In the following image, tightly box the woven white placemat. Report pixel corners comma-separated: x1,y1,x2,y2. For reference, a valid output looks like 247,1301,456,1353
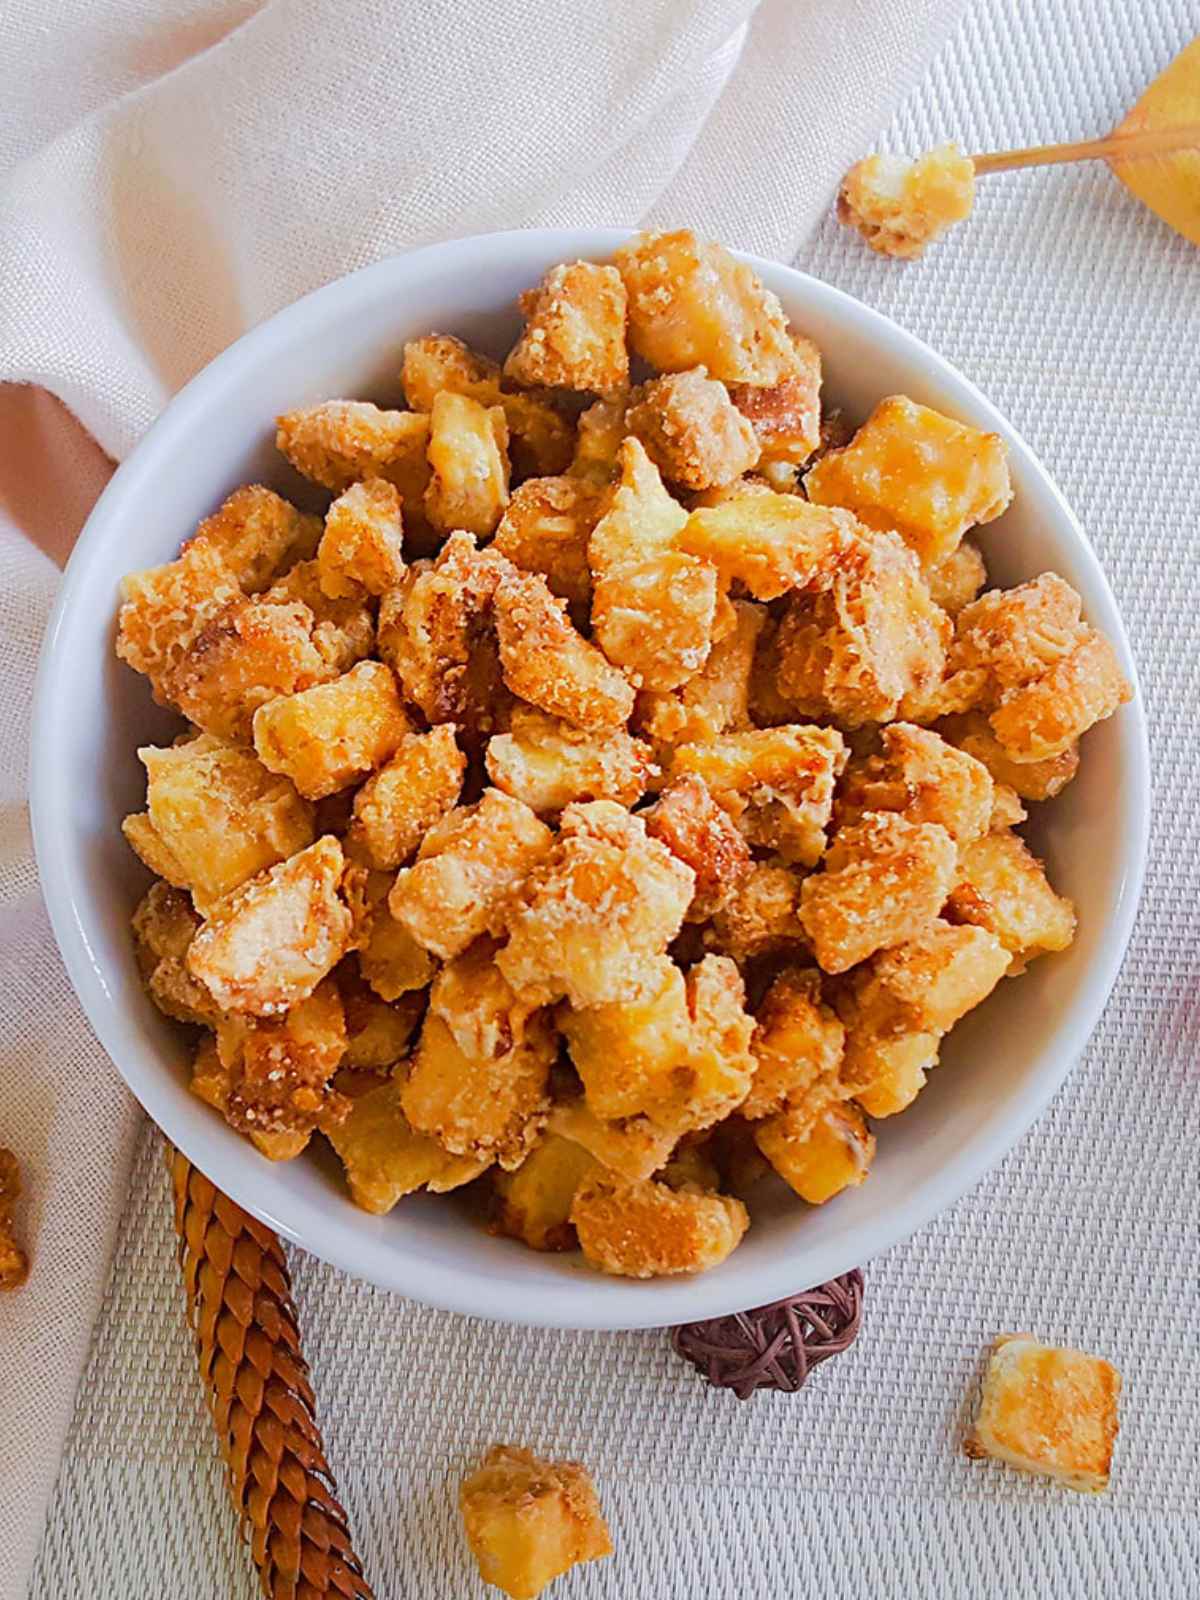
27,0,1200,1594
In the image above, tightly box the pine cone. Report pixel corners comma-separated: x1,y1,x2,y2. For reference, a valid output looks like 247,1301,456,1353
169,1144,374,1600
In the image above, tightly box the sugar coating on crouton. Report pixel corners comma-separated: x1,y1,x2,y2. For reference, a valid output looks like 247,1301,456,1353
571,1170,748,1278
927,539,986,616
428,938,538,1060
459,1444,612,1600
355,871,437,1000
807,395,1011,568
938,711,1080,801
617,229,796,384
275,400,432,508
642,773,751,920
401,1008,554,1170
587,438,717,693
946,829,1076,969
754,1100,874,1203
727,334,823,467
327,1077,489,1212
184,484,322,594
136,734,315,915
678,492,848,601
670,723,848,867
838,144,975,260
742,968,845,1121
799,812,958,974
346,725,466,870
636,600,765,754
494,570,635,731
504,261,629,395
546,1101,679,1184
485,707,657,816
116,541,246,708
704,861,808,963
318,477,405,599
775,526,950,728
492,476,607,615
834,722,993,845
424,390,511,538
186,836,358,1015
390,789,553,962
627,367,760,490
261,557,376,674
965,1335,1121,1492
253,660,411,800
497,801,694,1008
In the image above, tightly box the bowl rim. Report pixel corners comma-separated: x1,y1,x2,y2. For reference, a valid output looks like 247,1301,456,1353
30,227,1150,1329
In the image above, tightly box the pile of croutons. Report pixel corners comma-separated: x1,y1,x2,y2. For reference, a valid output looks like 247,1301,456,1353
118,230,1131,1279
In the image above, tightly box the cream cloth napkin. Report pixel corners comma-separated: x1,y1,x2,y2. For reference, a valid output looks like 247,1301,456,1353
0,1,967,1592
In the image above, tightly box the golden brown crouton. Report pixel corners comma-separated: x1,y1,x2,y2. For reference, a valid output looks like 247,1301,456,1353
964,1335,1121,1492
616,229,795,383
493,570,635,731
317,477,405,599
492,475,607,616
798,812,958,974
571,1171,748,1277
459,1445,612,1600
504,261,628,394
497,801,694,1007
424,390,510,537
491,1136,599,1252
184,484,322,594
401,1009,554,1170
641,773,751,920
742,968,845,1121
389,789,553,961
485,707,657,816
754,1100,874,1203
327,1077,490,1213
346,725,466,870
806,395,1011,568
669,724,848,867
135,734,314,915
252,660,411,800
186,836,358,1015
627,367,760,490
775,526,950,728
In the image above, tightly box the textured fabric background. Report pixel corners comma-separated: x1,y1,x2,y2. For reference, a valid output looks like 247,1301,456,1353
22,0,1200,1595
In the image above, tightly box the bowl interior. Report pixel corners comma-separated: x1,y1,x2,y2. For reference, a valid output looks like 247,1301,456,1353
32,228,1147,1329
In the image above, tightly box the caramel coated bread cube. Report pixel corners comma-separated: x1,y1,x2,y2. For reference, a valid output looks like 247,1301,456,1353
186,836,358,1015
184,484,322,594
799,812,958,974
275,400,431,509
424,390,510,537
627,367,760,490
317,477,405,599
806,394,1011,568
965,1336,1121,1492
497,801,694,1008
742,968,845,1121
346,725,466,870
459,1445,612,1600
617,229,796,384
504,260,629,394
728,333,822,467
571,1172,748,1278
838,144,975,260
389,788,553,962
485,707,657,816
491,1136,599,1252
641,773,751,920
327,1077,489,1213
678,492,847,600
253,660,410,800
947,829,1076,968
494,569,635,732
492,475,607,615
754,1099,874,1203
834,722,993,845
669,724,848,867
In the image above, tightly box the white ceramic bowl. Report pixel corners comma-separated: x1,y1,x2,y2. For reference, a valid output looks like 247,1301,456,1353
31,228,1148,1330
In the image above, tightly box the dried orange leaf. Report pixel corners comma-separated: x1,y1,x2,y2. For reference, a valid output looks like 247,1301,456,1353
1110,37,1200,246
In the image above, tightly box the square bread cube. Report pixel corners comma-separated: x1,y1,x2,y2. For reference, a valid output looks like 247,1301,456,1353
806,395,1012,568
424,390,510,538
965,1335,1121,1492
459,1444,612,1600
253,660,411,800
626,367,760,490
504,260,629,394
